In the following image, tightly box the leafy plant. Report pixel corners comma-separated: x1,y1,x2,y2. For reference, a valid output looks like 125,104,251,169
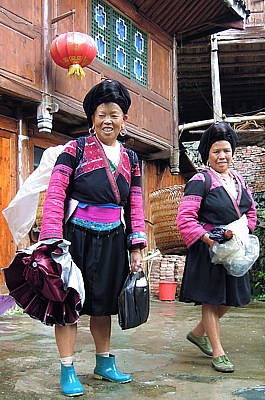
250,195,265,299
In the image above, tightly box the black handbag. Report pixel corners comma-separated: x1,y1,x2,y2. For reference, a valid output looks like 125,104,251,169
118,271,150,330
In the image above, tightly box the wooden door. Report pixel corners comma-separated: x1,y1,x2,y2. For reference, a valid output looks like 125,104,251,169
0,120,17,293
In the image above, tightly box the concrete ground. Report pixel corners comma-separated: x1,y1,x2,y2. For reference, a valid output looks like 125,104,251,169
0,299,265,400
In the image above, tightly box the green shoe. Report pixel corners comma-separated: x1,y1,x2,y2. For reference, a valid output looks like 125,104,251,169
212,355,234,372
187,331,213,356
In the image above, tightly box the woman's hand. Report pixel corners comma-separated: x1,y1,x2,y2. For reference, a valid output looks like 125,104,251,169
130,250,143,273
201,233,215,248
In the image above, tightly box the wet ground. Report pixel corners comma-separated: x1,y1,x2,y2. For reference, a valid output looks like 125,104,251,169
0,299,265,400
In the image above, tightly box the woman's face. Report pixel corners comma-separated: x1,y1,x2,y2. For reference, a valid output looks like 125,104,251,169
92,102,128,146
208,140,233,174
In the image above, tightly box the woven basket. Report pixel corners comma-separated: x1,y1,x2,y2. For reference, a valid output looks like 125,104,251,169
150,185,187,255
35,190,47,230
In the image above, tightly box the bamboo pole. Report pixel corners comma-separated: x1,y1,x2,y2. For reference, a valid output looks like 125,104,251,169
179,115,265,132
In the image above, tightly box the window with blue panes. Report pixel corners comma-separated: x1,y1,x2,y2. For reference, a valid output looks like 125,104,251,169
91,0,148,87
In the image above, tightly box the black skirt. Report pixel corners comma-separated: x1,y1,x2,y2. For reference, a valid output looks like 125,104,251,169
179,240,251,307
65,222,129,316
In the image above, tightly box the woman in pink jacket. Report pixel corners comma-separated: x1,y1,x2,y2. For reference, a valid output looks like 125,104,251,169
40,79,147,396
177,121,257,373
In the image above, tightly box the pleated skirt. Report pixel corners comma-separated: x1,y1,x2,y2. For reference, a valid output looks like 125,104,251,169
179,240,251,307
65,222,129,316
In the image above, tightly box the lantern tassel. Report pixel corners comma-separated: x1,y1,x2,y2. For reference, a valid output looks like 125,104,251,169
68,64,86,79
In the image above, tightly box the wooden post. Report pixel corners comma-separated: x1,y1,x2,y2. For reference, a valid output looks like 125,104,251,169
211,34,222,122
170,35,179,174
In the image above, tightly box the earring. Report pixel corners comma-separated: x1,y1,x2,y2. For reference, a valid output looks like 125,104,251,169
119,128,127,137
89,127,95,135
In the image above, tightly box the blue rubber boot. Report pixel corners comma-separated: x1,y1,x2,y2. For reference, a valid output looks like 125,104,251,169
60,363,84,397
93,354,131,383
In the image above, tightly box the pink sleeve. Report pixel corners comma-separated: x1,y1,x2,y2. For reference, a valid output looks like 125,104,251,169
126,185,147,250
39,164,72,240
176,195,208,248
246,192,257,233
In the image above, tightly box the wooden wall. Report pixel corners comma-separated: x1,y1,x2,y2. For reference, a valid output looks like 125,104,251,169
1,0,174,149
51,0,173,147
0,0,42,101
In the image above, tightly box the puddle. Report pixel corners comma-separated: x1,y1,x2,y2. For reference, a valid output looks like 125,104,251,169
235,386,265,399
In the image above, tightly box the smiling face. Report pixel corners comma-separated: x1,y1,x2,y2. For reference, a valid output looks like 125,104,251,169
208,140,233,174
92,102,128,146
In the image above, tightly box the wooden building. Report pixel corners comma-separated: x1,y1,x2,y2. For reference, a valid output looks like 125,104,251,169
177,0,265,125
0,0,249,290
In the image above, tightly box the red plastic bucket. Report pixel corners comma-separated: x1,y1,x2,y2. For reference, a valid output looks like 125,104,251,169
159,281,177,301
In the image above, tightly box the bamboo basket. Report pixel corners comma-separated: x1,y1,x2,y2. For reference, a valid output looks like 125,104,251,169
150,185,187,255
35,190,47,230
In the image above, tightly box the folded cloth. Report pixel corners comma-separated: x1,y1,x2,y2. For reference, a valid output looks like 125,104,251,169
3,240,85,326
209,226,233,243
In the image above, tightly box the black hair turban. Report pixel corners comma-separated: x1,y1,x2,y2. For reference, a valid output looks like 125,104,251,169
83,79,131,127
198,121,238,165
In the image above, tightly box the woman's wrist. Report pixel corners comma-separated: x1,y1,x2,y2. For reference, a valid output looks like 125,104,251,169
201,233,214,247
130,249,142,254
201,232,209,243
201,233,207,242
130,246,142,254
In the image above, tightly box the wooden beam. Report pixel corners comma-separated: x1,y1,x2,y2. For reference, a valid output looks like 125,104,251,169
145,149,172,160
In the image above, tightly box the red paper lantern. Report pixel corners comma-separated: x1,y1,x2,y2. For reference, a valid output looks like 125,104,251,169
50,32,97,79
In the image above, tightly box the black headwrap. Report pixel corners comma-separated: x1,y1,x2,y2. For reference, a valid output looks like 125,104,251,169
83,79,131,127
198,121,238,165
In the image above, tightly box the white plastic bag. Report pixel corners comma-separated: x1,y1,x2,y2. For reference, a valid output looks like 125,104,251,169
222,235,260,277
2,145,65,245
209,215,260,277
